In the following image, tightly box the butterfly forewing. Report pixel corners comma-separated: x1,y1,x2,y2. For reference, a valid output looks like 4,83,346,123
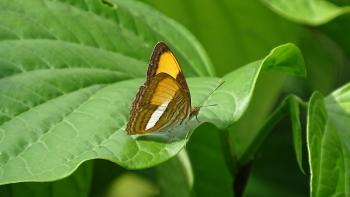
148,42,191,99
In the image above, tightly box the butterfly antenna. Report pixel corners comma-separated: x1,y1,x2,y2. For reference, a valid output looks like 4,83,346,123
199,104,218,108
197,80,225,108
188,80,225,128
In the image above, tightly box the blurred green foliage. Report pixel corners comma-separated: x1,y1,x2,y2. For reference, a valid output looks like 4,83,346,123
1,0,350,196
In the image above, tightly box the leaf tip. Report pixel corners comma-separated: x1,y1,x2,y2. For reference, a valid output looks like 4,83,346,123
263,43,306,77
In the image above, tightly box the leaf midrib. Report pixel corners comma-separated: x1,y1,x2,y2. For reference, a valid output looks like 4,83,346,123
0,65,130,81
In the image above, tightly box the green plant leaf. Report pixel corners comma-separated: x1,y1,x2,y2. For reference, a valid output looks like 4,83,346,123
239,96,308,197
239,95,305,174
262,0,350,25
0,0,211,184
307,84,350,196
155,150,193,197
0,0,213,77
186,124,233,197
199,43,305,129
0,40,305,184
0,0,306,185
0,161,93,197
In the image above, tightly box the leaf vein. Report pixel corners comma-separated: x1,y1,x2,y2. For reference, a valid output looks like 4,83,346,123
0,85,104,170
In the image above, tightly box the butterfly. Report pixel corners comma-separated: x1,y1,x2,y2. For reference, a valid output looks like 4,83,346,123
126,42,200,135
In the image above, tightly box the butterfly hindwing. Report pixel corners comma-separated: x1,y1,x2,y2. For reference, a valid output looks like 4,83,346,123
126,73,190,134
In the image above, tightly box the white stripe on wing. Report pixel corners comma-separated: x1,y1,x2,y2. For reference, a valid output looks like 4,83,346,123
145,102,169,130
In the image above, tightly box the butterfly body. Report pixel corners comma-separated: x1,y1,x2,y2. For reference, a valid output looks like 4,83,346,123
126,42,198,135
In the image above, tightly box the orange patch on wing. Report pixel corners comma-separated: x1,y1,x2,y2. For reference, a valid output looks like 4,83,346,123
150,77,179,105
156,51,181,78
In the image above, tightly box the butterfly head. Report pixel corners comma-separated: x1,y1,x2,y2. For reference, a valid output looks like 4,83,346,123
189,107,200,123
189,103,218,122
190,106,200,118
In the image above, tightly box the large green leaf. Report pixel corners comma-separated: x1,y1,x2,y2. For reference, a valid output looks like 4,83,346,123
307,84,350,196
0,40,305,184
262,0,350,25
0,0,306,185
0,0,211,184
0,161,93,197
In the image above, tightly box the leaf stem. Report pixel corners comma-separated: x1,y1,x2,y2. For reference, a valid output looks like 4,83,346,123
238,95,305,168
